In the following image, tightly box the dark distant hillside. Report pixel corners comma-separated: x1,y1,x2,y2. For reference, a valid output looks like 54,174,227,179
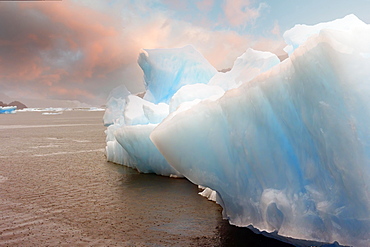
0,100,27,109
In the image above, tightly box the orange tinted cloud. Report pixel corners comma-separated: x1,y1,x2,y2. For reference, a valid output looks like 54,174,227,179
0,0,138,104
50,86,94,99
223,0,260,26
196,0,214,12
0,0,284,106
31,1,130,78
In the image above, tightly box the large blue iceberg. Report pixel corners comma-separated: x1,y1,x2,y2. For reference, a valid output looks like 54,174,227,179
104,15,370,246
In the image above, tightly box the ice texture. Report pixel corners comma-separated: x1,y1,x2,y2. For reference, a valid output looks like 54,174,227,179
103,85,130,126
104,92,181,176
114,124,180,176
104,15,370,246
150,16,370,246
124,95,169,125
283,14,368,55
169,83,224,113
0,106,17,114
138,45,217,104
209,48,280,90
104,45,220,177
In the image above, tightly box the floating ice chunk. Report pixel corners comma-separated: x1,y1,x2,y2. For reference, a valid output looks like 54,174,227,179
104,93,178,176
138,45,217,104
104,13,370,246
209,49,280,90
142,103,169,124
151,16,370,246
123,95,150,125
105,122,134,166
124,95,169,125
41,112,63,115
106,96,124,126
169,83,224,113
103,85,130,126
199,187,218,202
115,124,182,177
283,14,368,55
0,106,17,114
106,139,133,166
88,107,105,112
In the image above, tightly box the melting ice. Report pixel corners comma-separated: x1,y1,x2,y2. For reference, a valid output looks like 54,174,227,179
104,15,370,246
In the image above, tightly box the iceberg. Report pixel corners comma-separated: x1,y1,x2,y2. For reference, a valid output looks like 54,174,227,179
104,45,219,177
283,14,369,55
103,85,131,127
0,106,17,114
104,15,370,246
138,45,217,104
114,124,181,176
169,83,225,113
123,95,169,125
208,48,280,90
104,93,181,176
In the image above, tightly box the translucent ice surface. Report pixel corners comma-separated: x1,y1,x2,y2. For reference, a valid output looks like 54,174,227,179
138,45,217,104
209,48,280,90
105,15,370,246
103,85,130,126
151,16,370,246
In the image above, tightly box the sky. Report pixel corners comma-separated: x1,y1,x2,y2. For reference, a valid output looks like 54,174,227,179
1,0,370,107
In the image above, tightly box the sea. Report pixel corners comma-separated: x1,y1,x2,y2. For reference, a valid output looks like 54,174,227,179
0,110,293,246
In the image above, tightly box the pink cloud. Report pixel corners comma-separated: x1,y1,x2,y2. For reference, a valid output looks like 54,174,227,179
0,0,285,106
123,13,283,70
251,37,286,57
32,1,128,77
39,72,65,87
196,0,214,12
49,86,95,99
0,0,139,104
271,21,281,36
162,0,189,10
223,0,261,26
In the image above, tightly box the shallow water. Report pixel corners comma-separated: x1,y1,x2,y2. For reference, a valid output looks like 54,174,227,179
0,111,293,246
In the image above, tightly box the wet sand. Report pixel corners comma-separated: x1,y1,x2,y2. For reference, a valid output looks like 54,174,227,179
0,111,292,246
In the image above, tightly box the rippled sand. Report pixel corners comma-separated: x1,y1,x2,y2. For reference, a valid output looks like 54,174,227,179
0,111,292,246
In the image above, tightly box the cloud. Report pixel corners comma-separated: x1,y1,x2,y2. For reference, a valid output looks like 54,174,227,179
196,0,214,12
49,86,95,99
162,0,189,10
222,0,262,27
118,1,284,70
271,21,281,36
0,0,139,105
251,37,286,57
0,0,285,106
120,10,250,70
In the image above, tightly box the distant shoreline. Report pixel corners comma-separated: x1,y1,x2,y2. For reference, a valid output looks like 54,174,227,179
0,100,27,109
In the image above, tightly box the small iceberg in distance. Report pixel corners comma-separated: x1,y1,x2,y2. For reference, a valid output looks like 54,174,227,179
41,112,63,115
17,107,106,113
0,106,17,114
